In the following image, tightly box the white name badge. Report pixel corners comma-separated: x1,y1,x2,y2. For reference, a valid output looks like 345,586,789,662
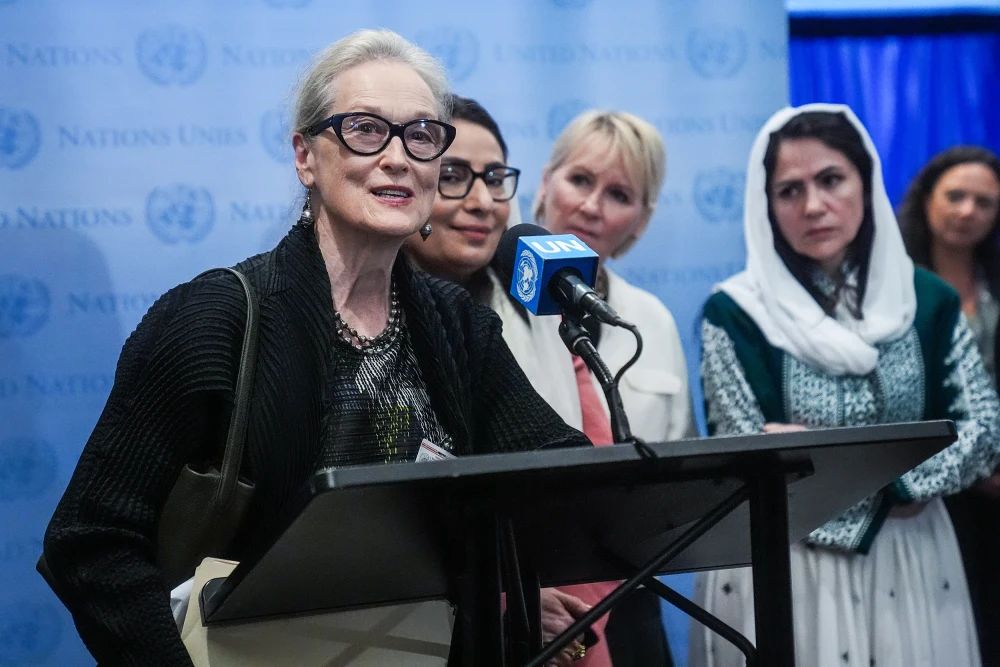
415,439,456,462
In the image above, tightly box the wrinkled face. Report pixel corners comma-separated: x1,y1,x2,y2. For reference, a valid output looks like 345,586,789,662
538,134,649,262
293,60,442,241
405,120,511,283
769,138,866,275
925,162,1000,251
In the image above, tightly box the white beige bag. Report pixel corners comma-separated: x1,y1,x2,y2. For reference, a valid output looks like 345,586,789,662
181,558,454,666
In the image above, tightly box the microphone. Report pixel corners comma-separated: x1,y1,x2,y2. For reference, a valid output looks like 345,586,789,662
492,224,652,455
491,224,623,326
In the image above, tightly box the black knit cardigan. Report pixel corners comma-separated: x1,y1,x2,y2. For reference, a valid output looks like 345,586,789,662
42,221,590,666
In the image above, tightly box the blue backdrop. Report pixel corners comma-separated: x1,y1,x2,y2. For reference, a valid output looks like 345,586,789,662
0,1,788,664
789,26,1000,205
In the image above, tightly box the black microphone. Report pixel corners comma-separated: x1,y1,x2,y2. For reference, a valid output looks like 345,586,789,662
491,223,626,327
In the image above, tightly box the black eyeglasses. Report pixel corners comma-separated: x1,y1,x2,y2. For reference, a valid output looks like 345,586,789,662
305,112,456,162
438,162,521,201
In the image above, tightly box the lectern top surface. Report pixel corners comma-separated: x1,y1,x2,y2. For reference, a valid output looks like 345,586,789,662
202,421,955,625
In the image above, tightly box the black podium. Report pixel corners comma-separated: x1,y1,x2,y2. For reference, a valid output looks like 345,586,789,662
199,421,956,667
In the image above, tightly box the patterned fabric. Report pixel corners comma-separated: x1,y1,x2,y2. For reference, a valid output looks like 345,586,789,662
781,328,927,550
893,315,1000,502
783,329,925,429
700,321,766,436
317,317,453,469
700,274,1000,553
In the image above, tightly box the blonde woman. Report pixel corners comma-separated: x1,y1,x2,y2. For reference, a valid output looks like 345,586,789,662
505,109,697,666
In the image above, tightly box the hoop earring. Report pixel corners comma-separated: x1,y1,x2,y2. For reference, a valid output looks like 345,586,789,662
419,221,433,241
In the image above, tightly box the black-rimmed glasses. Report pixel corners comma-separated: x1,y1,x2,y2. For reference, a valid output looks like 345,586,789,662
305,112,456,162
438,163,521,201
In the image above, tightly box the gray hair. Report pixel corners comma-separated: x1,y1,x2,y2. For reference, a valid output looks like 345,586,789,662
293,29,452,136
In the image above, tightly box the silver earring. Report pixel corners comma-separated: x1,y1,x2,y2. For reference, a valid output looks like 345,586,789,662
419,221,432,241
298,190,314,225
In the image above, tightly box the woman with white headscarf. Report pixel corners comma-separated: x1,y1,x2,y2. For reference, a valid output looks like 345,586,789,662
688,104,1000,667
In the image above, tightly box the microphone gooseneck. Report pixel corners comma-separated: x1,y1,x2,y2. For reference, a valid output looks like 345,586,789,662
558,317,654,458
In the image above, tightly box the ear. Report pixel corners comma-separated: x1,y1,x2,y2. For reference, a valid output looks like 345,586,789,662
293,133,316,188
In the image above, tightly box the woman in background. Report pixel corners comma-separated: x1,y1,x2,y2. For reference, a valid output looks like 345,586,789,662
523,108,697,667
899,146,1000,666
404,95,518,303
690,104,1000,667
406,98,685,666
523,109,697,446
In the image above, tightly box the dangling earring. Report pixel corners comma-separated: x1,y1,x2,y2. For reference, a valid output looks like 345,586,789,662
419,221,432,241
298,189,314,226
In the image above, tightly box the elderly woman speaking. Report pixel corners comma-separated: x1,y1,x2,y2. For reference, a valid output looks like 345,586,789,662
41,29,589,666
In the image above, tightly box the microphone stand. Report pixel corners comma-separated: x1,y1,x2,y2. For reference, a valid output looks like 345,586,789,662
557,314,634,445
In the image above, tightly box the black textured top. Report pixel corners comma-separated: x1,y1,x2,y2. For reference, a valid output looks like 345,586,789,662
42,220,589,667
318,316,453,468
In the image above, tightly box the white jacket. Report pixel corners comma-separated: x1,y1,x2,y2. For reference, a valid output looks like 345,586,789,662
491,268,697,443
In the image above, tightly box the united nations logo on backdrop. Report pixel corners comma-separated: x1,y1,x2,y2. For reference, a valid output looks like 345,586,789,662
0,601,61,665
0,438,57,502
260,109,292,163
0,108,41,171
136,25,208,86
547,99,591,140
686,26,748,79
0,275,50,339
146,185,215,244
693,168,745,223
415,27,478,83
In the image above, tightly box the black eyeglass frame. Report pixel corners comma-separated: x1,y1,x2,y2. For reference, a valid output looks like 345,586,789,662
304,111,457,162
437,164,522,202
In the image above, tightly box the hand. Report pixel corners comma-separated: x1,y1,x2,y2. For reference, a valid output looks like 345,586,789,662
763,423,808,434
541,588,590,667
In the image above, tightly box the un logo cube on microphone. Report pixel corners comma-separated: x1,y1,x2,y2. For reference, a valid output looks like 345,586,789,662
511,235,597,316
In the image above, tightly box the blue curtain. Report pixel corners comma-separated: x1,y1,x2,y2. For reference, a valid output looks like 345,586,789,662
789,29,1000,204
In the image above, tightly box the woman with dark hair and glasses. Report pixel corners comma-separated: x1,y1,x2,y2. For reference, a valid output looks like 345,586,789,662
898,146,1000,666
40,31,589,667
689,105,1000,667
406,96,678,667
405,95,520,303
